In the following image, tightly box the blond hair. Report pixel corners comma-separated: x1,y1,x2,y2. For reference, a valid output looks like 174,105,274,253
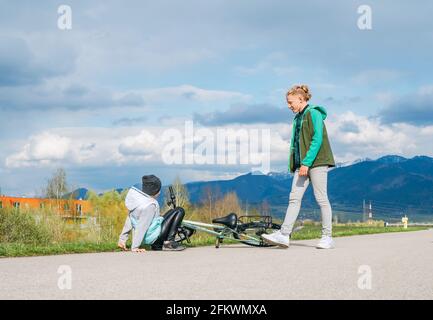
286,84,312,101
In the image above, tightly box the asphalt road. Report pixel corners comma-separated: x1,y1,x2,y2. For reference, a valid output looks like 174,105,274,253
1,229,433,299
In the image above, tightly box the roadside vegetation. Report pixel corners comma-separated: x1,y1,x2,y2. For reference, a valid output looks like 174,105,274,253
0,168,429,257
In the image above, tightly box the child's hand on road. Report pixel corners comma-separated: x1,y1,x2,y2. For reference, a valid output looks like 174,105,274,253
299,165,309,176
131,248,146,253
117,242,128,251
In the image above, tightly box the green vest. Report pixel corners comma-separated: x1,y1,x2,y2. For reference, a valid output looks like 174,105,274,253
288,104,336,173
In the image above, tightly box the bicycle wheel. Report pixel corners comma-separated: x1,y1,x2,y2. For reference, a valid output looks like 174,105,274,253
174,226,195,243
234,222,281,247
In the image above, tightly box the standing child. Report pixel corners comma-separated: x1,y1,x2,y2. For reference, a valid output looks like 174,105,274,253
262,84,336,249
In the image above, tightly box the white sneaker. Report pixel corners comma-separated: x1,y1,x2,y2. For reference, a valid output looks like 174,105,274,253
261,230,290,248
316,235,335,249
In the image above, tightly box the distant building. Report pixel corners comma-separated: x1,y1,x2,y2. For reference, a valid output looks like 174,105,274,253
0,195,92,216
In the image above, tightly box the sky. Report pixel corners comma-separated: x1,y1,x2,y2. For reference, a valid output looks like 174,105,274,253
1,0,433,196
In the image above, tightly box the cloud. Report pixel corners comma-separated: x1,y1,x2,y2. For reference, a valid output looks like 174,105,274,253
194,103,289,125
2,1,433,82
114,92,145,106
4,111,433,187
138,85,251,104
338,120,360,134
0,81,148,111
63,84,89,97
112,116,147,127
234,52,298,77
327,112,420,161
378,86,433,125
352,69,401,85
267,111,433,166
5,132,72,168
0,35,76,87
5,129,124,168
0,83,247,111
323,96,361,106
5,127,172,169
118,130,159,157
2,0,433,193
4,123,285,170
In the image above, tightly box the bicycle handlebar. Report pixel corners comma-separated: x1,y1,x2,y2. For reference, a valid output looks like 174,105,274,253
167,185,177,209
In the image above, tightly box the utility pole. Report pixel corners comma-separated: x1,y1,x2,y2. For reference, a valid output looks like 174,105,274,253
367,200,373,224
369,201,373,219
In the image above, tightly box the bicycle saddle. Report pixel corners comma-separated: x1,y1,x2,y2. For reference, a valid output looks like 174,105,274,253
212,213,238,229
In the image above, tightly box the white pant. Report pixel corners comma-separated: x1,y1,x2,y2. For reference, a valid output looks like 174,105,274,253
281,165,332,237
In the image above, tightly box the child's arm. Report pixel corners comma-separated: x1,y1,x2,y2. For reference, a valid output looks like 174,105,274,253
118,214,133,250
131,204,158,250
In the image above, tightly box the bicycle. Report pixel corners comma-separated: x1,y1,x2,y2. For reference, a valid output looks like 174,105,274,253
165,186,282,248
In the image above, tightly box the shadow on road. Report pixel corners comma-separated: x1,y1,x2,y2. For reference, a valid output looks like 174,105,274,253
289,242,317,248
208,242,317,249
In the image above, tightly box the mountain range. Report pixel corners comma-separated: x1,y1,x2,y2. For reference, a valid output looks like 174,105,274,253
70,155,433,221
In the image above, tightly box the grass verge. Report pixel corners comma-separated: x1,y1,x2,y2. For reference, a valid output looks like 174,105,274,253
183,225,430,247
291,225,428,240
0,242,119,257
1,225,429,257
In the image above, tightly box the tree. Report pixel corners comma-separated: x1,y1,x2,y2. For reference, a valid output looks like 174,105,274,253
163,176,191,212
44,168,69,199
261,199,271,216
87,189,128,241
200,185,214,221
214,191,241,218
248,207,260,216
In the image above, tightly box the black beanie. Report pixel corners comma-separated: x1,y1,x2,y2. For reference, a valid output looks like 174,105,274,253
141,174,161,196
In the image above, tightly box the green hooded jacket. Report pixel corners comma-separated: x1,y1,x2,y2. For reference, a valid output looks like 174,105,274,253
288,104,336,173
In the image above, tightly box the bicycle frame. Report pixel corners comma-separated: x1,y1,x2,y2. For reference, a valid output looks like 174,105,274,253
166,185,279,247
181,219,263,243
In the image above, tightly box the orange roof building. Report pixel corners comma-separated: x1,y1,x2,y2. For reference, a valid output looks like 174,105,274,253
0,195,92,216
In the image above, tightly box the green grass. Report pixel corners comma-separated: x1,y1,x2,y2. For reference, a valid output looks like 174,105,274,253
0,242,120,257
0,207,122,257
291,225,429,240
183,224,430,247
0,223,430,257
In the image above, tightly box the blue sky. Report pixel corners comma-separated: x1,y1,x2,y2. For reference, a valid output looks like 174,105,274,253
1,0,433,196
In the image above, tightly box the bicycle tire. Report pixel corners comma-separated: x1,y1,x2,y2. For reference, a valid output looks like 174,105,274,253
234,222,281,247
234,222,280,238
174,226,195,243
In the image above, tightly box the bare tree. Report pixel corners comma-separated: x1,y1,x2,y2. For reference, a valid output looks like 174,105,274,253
213,185,222,202
214,191,241,218
44,168,69,199
200,185,214,221
261,199,271,216
163,176,191,212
